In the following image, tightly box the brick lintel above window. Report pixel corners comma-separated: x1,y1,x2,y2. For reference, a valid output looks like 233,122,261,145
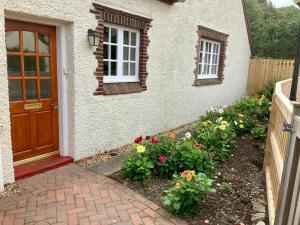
90,3,152,96
194,25,229,86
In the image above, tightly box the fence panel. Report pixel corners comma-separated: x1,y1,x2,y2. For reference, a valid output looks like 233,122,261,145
264,80,294,225
246,59,295,95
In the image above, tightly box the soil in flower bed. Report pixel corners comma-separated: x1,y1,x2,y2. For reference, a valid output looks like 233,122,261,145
110,134,267,225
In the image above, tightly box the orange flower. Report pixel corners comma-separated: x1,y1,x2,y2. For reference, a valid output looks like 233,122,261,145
186,173,193,182
182,170,190,178
167,132,176,138
194,143,202,149
175,182,181,189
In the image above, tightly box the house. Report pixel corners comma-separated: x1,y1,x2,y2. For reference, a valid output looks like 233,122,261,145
0,0,251,190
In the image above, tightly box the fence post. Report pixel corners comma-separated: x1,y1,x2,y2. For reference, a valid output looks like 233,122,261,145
274,103,300,225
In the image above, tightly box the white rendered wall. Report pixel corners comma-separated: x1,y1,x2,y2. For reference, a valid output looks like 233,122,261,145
0,0,251,186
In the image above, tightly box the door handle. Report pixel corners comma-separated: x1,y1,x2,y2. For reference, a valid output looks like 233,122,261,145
51,103,58,109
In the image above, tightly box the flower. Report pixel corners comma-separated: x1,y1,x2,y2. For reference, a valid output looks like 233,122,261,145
159,155,167,163
234,121,238,125
134,136,143,144
145,136,151,141
239,120,244,123
239,124,244,129
219,124,226,130
185,132,192,139
175,182,181,189
194,143,202,149
216,117,223,123
239,113,244,118
221,121,229,126
167,132,176,138
181,137,187,142
202,121,208,127
218,108,224,114
133,144,146,153
186,173,193,182
151,137,159,144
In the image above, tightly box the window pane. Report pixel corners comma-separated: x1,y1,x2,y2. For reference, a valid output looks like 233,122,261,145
40,80,51,99
200,41,204,51
131,32,136,46
23,31,35,52
124,31,129,45
38,34,50,54
130,48,136,61
104,61,109,76
39,57,51,76
111,62,117,76
104,44,109,59
9,80,22,101
123,62,129,76
7,55,21,76
123,47,129,60
130,63,136,76
111,28,117,43
24,56,37,76
111,46,117,60
26,80,38,100
6,31,20,52
199,64,202,75
104,27,109,42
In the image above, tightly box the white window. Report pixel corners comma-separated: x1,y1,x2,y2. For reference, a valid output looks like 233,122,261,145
103,24,140,83
198,39,221,79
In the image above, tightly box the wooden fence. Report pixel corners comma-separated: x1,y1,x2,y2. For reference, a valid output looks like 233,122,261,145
246,59,295,95
265,79,300,225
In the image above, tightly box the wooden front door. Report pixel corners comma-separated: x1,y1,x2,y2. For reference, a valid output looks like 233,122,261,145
5,20,59,163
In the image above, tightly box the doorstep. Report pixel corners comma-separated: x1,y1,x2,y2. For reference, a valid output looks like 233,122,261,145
14,155,73,180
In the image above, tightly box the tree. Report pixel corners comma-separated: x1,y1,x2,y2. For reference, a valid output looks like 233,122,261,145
246,0,300,59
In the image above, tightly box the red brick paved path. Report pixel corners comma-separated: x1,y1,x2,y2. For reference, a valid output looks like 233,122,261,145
0,164,187,225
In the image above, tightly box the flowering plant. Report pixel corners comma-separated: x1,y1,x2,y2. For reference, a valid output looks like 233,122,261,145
163,171,215,216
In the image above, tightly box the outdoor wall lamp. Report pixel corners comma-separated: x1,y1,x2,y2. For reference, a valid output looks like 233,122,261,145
87,29,101,46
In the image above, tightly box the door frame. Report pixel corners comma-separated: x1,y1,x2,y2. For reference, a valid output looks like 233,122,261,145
5,15,71,164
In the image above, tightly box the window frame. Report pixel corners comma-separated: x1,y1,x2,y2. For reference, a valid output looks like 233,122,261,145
103,23,140,84
198,38,221,80
194,25,229,87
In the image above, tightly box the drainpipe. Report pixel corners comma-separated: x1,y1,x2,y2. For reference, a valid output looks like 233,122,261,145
290,1,300,101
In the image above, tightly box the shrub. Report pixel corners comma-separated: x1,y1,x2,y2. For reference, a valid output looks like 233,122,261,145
122,144,154,183
251,124,267,140
171,141,215,176
163,170,216,216
193,119,236,163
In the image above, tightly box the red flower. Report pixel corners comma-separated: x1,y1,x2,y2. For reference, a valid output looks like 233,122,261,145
134,136,143,144
159,156,167,163
194,143,202,149
151,137,159,144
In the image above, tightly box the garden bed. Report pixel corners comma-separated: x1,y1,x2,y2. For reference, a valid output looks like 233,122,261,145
111,134,267,225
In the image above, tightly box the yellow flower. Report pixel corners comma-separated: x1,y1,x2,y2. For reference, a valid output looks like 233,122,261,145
191,171,196,176
239,124,244,129
239,120,244,123
202,121,208,126
133,144,146,153
175,182,181,189
219,124,226,130
239,114,244,118
221,121,229,126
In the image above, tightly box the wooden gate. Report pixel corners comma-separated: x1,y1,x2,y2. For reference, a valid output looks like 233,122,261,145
265,78,300,225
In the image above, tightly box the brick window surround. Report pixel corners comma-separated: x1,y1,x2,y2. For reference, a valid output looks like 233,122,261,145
194,25,229,86
90,3,152,95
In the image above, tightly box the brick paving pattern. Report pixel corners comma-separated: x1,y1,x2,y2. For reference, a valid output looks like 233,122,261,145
0,164,187,225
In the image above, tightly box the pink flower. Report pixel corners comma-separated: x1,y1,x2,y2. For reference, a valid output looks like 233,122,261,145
159,156,167,163
134,136,143,144
151,137,159,144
